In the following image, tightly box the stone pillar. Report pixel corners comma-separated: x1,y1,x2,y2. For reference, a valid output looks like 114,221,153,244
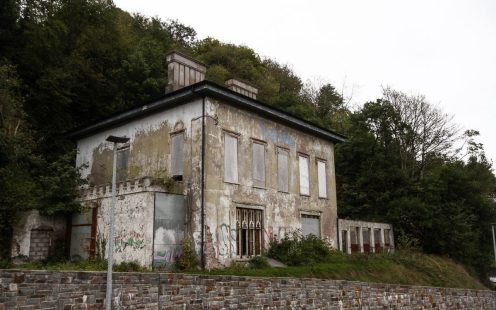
389,229,395,252
370,228,375,253
358,227,364,253
380,228,385,251
346,228,351,254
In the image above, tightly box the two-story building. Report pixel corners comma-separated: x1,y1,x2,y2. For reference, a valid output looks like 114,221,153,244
15,51,348,269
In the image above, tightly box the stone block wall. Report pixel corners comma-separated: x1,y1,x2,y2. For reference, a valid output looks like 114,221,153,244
28,229,53,262
1,270,495,309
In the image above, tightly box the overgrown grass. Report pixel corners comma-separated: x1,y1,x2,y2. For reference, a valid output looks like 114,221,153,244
7,259,148,272
3,251,487,289
195,251,487,290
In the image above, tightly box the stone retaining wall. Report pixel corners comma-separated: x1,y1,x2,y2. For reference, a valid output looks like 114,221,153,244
1,270,495,309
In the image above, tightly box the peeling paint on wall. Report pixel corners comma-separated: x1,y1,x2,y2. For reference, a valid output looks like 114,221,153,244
203,98,338,266
73,95,339,268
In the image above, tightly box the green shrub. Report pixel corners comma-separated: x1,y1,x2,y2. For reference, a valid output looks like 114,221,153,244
249,256,269,269
0,259,12,269
267,231,331,266
175,237,199,271
113,260,146,272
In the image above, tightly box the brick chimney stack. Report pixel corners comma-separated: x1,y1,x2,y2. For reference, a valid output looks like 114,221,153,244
166,51,206,93
225,79,258,100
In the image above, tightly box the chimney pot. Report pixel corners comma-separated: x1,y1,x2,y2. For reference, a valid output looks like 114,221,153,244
166,51,206,93
225,78,258,99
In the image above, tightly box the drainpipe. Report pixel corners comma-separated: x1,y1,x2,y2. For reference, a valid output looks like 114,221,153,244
201,95,206,270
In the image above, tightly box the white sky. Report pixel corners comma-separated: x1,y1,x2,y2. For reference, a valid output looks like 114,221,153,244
114,0,496,163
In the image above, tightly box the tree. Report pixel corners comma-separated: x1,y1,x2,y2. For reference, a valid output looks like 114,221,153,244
382,87,459,180
0,62,38,260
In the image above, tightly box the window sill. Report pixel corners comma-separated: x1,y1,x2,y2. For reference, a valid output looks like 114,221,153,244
300,194,311,198
253,185,267,190
224,181,240,185
318,196,328,200
277,190,290,194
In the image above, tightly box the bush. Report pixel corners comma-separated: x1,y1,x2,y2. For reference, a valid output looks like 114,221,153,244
0,259,12,269
175,237,199,271
267,231,331,266
249,256,270,269
113,261,146,272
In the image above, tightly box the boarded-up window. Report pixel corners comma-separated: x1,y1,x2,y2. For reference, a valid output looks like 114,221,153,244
299,155,309,195
277,148,289,192
252,142,265,187
317,160,327,198
116,147,129,182
224,134,238,183
170,133,184,178
301,214,320,237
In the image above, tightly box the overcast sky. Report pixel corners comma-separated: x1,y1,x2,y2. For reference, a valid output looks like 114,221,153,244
114,0,496,163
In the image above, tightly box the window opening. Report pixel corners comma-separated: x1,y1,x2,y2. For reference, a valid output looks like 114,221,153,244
277,148,289,192
224,134,238,183
301,214,320,237
252,142,265,187
170,133,184,180
236,208,263,257
116,146,129,182
299,155,309,195
317,160,327,198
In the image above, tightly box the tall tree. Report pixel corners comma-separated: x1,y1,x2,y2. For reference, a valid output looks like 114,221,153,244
382,87,459,180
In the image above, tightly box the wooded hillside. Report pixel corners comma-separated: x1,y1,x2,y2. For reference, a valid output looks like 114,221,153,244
1,0,494,282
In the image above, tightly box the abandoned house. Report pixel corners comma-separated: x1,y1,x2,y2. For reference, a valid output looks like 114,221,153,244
9,51,393,268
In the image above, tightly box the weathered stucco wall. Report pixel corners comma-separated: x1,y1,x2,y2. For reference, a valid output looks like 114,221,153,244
76,99,203,185
95,191,155,267
10,211,66,260
75,99,205,267
74,95,340,268
203,98,338,267
2,270,495,309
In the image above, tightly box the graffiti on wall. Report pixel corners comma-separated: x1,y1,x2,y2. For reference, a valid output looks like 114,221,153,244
216,224,237,257
115,237,145,252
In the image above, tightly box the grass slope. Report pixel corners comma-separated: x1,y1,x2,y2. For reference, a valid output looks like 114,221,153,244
5,251,487,290
195,251,487,290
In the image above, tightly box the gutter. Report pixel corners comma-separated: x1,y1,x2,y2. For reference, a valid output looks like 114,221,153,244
66,81,346,144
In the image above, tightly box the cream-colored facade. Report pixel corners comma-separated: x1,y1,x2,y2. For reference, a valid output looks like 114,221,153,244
11,52,347,268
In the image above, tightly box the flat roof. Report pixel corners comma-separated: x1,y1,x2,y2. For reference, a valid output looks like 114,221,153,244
66,80,346,143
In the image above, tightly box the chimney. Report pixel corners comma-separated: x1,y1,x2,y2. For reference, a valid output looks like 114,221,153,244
166,51,206,93
225,79,258,100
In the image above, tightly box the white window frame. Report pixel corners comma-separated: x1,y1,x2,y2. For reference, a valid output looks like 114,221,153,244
170,131,184,178
301,213,321,238
116,145,130,182
298,154,310,196
277,147,289,192
224,132,239,184
252,140,266,188
317,160,327,198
